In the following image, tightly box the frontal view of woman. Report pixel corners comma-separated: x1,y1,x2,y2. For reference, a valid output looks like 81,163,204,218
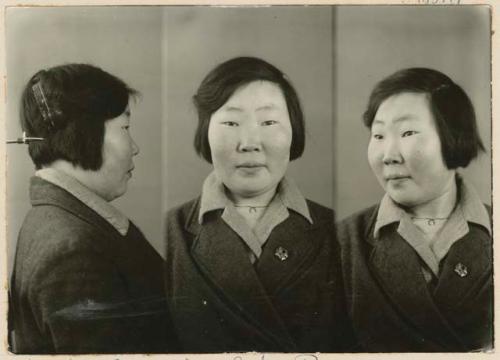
166,57,353,352
337,68,492,352
9,64,171,353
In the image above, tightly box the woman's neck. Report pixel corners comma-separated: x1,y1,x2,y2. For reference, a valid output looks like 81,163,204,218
228,186,278,230
407,175,457,219
228,185,278,207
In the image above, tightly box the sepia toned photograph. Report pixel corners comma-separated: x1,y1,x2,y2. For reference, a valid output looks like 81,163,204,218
1,1,495,357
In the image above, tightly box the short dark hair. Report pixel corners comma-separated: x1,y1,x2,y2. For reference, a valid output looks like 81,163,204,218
363,67,485,169
193,56,305,163
20,63,138,170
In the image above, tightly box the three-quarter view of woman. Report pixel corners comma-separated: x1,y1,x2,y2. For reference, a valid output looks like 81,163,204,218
337,68,492,352
9,64,172,354
165,56,353,352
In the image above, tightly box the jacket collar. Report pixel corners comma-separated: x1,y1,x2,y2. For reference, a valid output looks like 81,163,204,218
35,168,129,235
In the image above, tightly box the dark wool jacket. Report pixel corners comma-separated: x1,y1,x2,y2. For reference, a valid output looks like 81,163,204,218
336,205,493,352
10,177,174,354
165,197,355,353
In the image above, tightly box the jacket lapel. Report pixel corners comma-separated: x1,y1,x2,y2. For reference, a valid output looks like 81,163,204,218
368,224,466,350
433,225,492,310
186,206,296,350
254,212,326,294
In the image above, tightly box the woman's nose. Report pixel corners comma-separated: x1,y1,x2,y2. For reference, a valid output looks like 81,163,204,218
237,123,262,153
382,139,402,165
131,138,140,156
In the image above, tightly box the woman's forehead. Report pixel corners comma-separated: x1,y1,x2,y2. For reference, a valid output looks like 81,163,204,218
226,81,284,103
373,92,433,126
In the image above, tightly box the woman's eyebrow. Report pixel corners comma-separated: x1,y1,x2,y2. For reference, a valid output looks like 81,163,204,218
222,104,279,112
373,115,417,125
394,115,417,123
223,106,243,112
256,104,279,112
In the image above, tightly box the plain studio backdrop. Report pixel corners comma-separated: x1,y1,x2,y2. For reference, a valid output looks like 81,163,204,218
5,5,491,277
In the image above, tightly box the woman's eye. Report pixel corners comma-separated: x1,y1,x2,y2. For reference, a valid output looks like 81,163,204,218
122,125,130,130
262,120,277,126
222,121,238,127
372,134,383,140
402,130,417,137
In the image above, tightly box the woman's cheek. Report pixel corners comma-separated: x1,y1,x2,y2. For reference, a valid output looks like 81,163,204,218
210,134,234,161
367,142,380,171
404,141,424,172
366,144,385,190
266,128,291,152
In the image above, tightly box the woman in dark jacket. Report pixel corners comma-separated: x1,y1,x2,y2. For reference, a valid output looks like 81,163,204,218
337,68,492,352
165,57,353,353
9,64,172,354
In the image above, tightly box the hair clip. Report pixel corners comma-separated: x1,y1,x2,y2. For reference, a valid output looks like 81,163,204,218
32,82,55,128
433,83,451,92
6,131,45,144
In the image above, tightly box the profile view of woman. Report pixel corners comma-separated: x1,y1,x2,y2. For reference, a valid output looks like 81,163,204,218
165,56,353,352
9,64,172,354
337,68,492,352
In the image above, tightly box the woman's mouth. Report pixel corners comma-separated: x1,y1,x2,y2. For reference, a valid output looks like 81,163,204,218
384,174,412,186
236,162,265,169
385,174,410,181
236,162,265,175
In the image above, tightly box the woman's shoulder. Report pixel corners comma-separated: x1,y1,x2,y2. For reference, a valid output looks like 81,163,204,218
335,204,379,240
166,197,201,227
304,199,334,219
21,204,100,243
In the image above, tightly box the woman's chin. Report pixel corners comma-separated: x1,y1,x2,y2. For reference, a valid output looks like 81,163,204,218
386,190,418,208
233,188,267,198
228,178,267,194
228,183,277,199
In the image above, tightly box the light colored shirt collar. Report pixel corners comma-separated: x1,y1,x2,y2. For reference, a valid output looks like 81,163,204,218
373,193,405,239
220,198,290,261
198,171,312,225
459,176,491,235
36,168,130,236
374,174,491,238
